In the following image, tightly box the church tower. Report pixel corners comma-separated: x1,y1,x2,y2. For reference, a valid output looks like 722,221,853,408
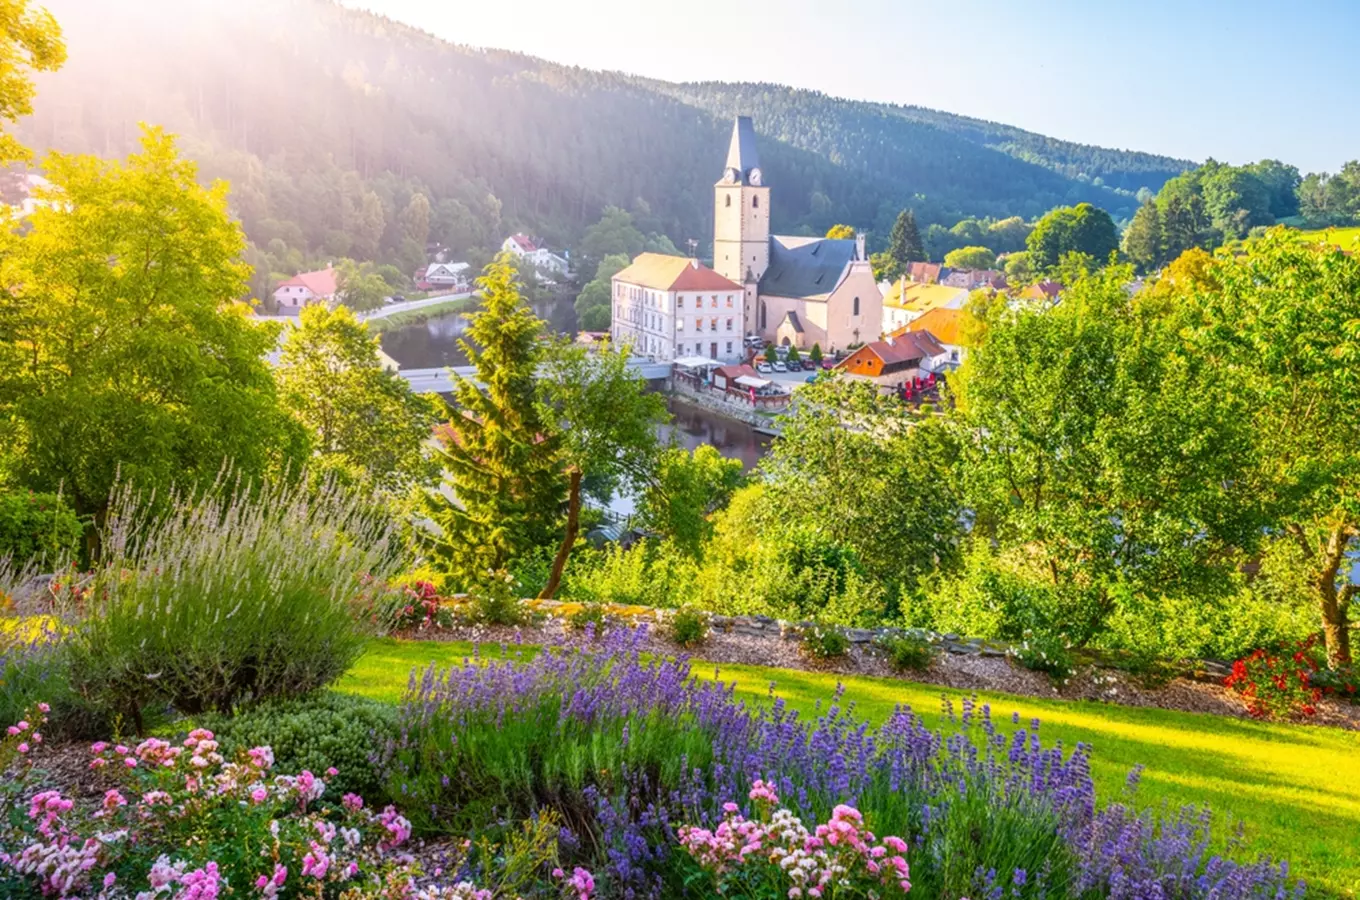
713,116,769,335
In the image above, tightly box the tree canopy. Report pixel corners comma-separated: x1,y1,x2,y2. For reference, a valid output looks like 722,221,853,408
0,127,308,519
1026,203,1119,270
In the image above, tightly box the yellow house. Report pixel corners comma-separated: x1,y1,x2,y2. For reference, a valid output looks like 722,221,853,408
879,277,970,334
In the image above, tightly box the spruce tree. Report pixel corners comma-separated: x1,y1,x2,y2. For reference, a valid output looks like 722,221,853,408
425,254,564,587
888,209,926,270
1122,200,1164,273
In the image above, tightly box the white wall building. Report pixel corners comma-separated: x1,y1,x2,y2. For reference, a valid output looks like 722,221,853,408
502,232,569,277
611,253,746,363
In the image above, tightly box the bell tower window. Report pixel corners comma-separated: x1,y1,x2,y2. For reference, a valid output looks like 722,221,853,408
752,196,759,209
725,195,731,208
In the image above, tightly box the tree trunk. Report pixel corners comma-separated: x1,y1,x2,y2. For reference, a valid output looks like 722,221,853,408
538,466,582,601
1315,525,1354,667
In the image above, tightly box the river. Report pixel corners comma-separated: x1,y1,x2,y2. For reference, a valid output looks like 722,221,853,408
378,293,773,473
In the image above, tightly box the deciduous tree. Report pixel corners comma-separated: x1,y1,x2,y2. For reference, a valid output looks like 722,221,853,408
0,128,309,526
276,305,439,495
0,0,64,161
637,445,744,561
943,245,996,270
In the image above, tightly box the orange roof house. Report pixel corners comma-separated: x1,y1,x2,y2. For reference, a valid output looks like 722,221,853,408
273,266,339,311
835,331,945,386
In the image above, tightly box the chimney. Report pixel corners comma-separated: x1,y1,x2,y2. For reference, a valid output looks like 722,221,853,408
855,232,866,261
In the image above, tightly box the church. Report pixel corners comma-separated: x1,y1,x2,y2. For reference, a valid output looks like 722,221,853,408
610,116,881,363
712,116,882,354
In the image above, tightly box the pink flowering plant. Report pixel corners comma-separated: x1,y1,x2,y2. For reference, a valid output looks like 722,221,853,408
0,718,423,898
678,780,912,900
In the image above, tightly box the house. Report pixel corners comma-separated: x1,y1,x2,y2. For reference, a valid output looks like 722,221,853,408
711,117,881,354
941,268,1005,291
906,262,945,284
900,306,972,372
834,331,946,389
423,261,471,290
610,253,746,363
502,232,570,277
273,266,338,311
879,276,969,333
1020,279,1063,301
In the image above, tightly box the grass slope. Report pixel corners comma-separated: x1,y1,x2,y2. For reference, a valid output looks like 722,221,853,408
1296,226,1360,249
341,638,1360,899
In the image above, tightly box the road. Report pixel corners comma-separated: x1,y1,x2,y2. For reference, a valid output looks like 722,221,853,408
356,291,474,321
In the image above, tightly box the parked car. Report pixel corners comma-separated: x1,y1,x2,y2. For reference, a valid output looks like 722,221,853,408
804,373,818,384
756,362,773,374
821,359,835,370
772,361,787,373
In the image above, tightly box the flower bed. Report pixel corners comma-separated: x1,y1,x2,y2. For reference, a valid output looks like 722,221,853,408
378,627,1304,900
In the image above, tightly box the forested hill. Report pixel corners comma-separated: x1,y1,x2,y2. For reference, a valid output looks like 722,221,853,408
18,0,1192,281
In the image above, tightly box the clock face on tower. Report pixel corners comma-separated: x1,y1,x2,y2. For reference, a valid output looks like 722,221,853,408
749,168,763,186
723,167,739,185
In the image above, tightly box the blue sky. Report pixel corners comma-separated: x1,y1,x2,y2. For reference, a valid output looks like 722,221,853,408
350,0,1357,173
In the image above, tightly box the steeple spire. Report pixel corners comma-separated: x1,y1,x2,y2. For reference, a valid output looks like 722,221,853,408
721,116,762,185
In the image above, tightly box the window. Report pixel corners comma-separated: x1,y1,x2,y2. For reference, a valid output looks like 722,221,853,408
726,317,733,331
678,319,684,332
853,296,860,316
753,195,759,209
677,296,683,309
710,317,718,331
726,341,733,355
711,295,718,308
726,295,733,307
725,195,731,208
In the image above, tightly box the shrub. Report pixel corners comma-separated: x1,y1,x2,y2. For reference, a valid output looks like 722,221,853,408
567,602,608,634
466,569,527,625
0,627,110,741
393,579,456,632
1311,663,1360,703
1012,631,1076,683
0,490,83,569
668,606,708,648
878,631,935,672
198,691,398,803
57,475,405,729
801,624,850,660
1225,637,1323,718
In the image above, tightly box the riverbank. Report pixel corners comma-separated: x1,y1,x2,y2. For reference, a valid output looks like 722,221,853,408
666,381,784,435
365,294,478,333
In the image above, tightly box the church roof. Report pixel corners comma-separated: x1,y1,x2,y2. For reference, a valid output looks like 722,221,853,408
760,236,857,301
724,116,761,183
612,253,743,293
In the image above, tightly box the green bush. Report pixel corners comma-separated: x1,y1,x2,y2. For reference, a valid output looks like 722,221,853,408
0,491,83,568
567,602,608,634
567,540,698,609
878,632,935,672
198,691,397,803
1012,632,1075,683
668,607,708,648
466,570,527,625
801,624,850,660
60,475,405,728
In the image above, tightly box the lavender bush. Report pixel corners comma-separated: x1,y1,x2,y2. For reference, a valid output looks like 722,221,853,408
383,628,1304,900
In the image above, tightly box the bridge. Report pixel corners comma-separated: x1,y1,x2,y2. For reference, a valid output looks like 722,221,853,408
397,358,673,393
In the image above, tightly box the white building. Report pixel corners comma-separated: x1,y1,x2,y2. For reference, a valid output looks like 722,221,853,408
423,261,470,290
273,265,338,311
610,253,746,363
502,232,569,277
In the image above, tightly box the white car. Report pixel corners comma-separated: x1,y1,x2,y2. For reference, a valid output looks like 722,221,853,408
772,361,787,373
756,362,773,374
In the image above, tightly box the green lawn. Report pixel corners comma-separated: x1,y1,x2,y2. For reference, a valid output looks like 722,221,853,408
340,638,1360,899
1296,225,1360,250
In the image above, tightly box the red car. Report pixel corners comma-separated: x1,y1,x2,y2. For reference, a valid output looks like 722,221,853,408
821,359,835,370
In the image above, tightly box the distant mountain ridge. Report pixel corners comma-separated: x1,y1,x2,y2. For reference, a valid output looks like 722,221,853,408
18,0,1193,271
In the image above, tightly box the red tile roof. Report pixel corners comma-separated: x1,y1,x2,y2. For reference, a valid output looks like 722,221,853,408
838,331,945,373
508,233,538,252
277,267,338,296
